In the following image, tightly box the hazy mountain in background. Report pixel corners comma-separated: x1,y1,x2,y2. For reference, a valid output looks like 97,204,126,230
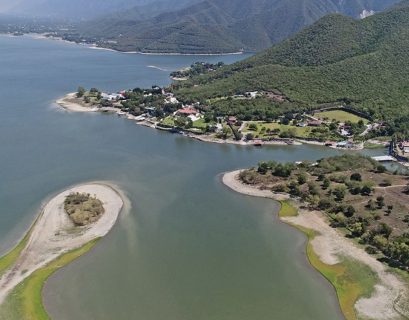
0,0,152,20
72,0,401,53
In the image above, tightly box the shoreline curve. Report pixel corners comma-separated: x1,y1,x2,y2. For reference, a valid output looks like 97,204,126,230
0,182,124,307
222,170,409,320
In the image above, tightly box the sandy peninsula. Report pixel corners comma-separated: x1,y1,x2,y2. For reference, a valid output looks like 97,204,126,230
56,92,98,112
222,170,409,320
0,183,123,304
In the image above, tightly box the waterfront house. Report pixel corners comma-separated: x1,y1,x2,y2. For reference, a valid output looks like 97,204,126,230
307,120,322,127
176,106,199,116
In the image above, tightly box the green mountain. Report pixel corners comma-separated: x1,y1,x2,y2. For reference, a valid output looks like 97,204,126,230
174,1,409,134
72,0,400,53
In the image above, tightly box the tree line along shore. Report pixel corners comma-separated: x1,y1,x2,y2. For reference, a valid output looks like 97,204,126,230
57,71,402,153
223,153,409,320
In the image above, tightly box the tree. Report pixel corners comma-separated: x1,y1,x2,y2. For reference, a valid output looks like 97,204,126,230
386,205,394,215
318,199,333,210
350,173,362,181
376,196,385,209
297,173,307,185
246,133,254,141
380,179,392,187
350,222,365,237
317,174,325,181
308,182,319,196
366,199,377,211
361,184,373,196
249,123,258,131
322,178,330,190
376,165,386,173
77,86,86,98
345,205,356,218
257,162,269,175
333,186,346,202
377,223,392,239
372,235,388,250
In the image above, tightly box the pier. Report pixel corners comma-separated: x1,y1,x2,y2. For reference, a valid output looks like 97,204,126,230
371,155,396,162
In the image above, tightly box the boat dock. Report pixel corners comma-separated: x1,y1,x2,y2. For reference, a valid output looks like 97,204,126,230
371,155,396,162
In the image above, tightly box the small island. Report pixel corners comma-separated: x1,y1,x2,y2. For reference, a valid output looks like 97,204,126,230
223,154,409,320
0,183,124,319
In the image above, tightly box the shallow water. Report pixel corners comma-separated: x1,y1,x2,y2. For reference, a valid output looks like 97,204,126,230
0,35,387,319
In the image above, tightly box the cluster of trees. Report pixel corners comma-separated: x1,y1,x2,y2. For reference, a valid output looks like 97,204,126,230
247,154,409,269
121,87,179,117
170,62,225,79
257,161,296,177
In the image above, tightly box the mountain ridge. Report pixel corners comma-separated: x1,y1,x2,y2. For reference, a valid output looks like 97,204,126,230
173,1,409,134
69,0,400,53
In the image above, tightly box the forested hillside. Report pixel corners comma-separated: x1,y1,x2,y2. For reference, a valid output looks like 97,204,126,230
69,0,399,53
174,1,409,135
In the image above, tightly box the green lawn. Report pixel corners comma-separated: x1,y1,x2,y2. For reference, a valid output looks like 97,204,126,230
0,239,100,320
161,116,175,127
192,118,208,129
278,201,298,217
279,202,378,320
314,110,368,124
244,122,313,138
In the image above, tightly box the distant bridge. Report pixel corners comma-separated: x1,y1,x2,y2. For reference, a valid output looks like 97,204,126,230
371,155,396,162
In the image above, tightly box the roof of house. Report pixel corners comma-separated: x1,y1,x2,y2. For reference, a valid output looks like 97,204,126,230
177,107,198,115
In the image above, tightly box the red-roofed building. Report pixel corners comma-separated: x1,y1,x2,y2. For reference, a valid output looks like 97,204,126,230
176,107,199,116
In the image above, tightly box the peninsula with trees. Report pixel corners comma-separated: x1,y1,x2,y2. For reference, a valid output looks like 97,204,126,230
223,154,409,320
58,3,409,159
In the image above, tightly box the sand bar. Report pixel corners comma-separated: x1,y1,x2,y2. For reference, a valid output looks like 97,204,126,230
0,183,123,304
56,93,98,112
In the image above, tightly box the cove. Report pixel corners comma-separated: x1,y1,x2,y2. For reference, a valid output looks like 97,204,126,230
0,34,385,319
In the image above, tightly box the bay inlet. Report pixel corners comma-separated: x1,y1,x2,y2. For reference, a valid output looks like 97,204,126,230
0,34,387,319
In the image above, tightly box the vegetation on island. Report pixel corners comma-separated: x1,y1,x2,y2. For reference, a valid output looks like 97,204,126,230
240,154,409,270
64,193,104,226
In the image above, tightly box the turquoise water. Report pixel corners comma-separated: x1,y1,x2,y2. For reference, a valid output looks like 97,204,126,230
0,35,387,319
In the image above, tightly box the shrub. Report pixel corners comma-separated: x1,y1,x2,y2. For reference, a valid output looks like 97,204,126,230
350,173,362,181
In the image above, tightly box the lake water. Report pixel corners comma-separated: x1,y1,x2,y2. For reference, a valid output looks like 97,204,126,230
0,35,386,319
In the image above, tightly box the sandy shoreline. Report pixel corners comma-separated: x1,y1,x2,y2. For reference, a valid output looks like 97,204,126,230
0,183,124,304
18,33,246,56
56,93,98,112
222,170,409,320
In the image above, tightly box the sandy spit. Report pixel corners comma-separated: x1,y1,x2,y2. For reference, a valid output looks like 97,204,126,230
56,93,98,113
0,183,123,304
222,170,409,320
